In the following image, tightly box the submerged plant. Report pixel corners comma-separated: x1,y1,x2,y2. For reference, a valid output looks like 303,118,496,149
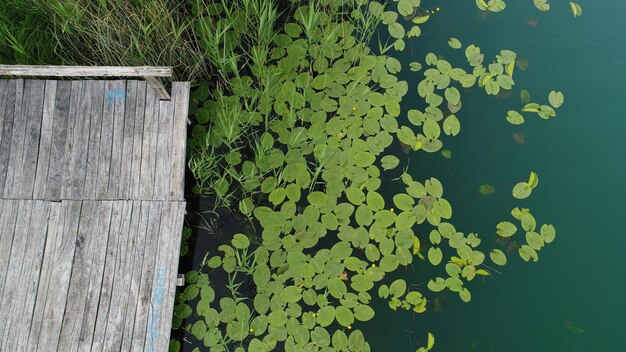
176,0,573,351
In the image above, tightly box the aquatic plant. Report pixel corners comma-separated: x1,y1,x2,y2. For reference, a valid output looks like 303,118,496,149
176,0,572,351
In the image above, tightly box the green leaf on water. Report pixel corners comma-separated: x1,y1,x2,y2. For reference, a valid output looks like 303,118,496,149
381,155,400,170
496,221,517,238
388,22,405,39
443,114,460,136
427,277,446,292
519,244,539,262
459,288,471,302
448,37,462,49
335,306,354,327
317,306,336,327
444,87,460,105
548,90,564,108
490,249,507,265
409,62,422,72
512,181,532,199
540,224,556,243
353,305,375,321
393,193,415,211
506,110,525,125
428,247,443,265
232,234,250,249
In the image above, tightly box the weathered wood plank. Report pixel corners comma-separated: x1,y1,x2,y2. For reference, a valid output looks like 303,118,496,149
144,201,173,351
130,81,147,199
95,81,115,199
57,201,99,350
15,201,50,350
0,199,17,299
0,80,9,156
27,201,61,349
0,65,172,77
33,80,58,199
95,201,135,351
3,79,25,198
119,80,138,199
130,201,162,351
45,81,72,201
0,80,16,193
154,100,172,200
171,82,190,201
153,201,186,352
88,200,125,350
33,201,81,352
61,81,84,199
120,200,150,351
144,76,170,101
0,200,33,349
108,80,127,199
19,80,46,198
139,86,158,199
67,80,93,199
84,81,105,199
76,201,114,351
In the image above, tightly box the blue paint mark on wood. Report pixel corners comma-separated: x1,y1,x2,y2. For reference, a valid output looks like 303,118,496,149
104,88,126,105
146,267,167,351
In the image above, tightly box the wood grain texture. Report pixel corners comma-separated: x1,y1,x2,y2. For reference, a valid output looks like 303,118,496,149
0,78,190,351
170,82,190,201
45,81,71,201
19,80,45,199
33,80,57,199
0,65,172,77
83,81,105,199
130,81,147,199
0,80,16,193
119,80,138,199
3,79,25,198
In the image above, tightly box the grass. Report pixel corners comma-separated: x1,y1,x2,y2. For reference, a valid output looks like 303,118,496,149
0,0,208,81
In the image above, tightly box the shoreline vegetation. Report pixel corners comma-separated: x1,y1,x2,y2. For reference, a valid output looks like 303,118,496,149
1,0,578,351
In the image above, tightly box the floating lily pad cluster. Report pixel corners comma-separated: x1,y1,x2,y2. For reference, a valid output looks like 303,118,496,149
175,0,564,351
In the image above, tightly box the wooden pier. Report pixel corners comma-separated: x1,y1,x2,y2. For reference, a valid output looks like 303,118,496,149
0,74,189,351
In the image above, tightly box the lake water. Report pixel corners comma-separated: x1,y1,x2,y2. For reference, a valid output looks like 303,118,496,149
362,1,626,351
181,1,626,351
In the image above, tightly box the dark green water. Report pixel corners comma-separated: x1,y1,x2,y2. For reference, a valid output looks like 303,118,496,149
364,1,626,351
